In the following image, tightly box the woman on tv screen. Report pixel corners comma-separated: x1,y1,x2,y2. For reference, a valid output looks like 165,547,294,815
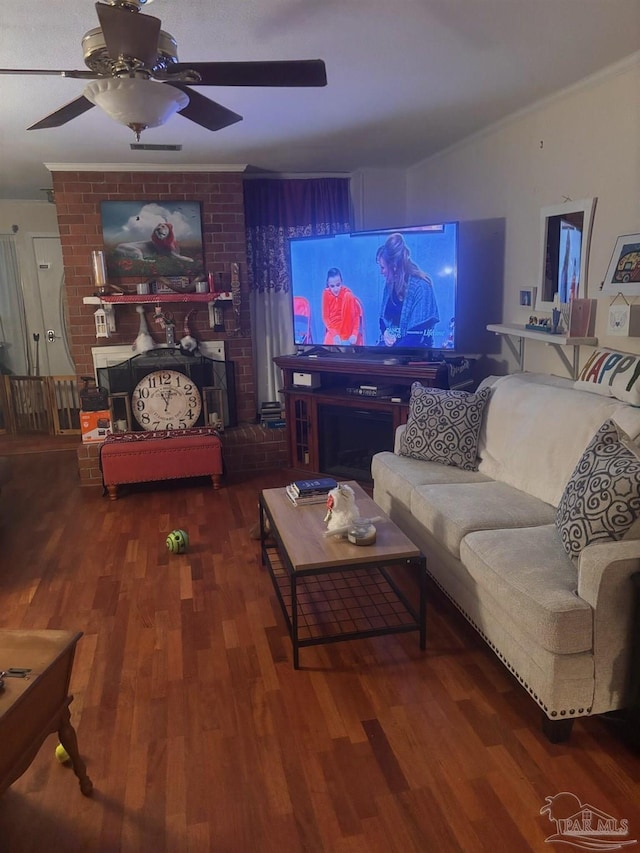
376,232,439,347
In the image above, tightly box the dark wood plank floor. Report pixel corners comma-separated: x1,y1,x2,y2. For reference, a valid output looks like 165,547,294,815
0,449,638,852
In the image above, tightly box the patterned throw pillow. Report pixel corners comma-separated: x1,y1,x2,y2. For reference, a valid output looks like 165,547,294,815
399,384,491,471
556,419,640,558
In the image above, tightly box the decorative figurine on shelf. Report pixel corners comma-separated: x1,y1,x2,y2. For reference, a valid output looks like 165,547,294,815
179,309,199,356
132,305,155,353
153,306,176,347
324,483,359,536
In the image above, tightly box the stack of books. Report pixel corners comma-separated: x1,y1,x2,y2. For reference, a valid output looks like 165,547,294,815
285,477,337,506
260,401,285,429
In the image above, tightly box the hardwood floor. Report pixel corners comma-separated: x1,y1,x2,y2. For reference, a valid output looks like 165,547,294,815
0,433,80,455
0,450,638,852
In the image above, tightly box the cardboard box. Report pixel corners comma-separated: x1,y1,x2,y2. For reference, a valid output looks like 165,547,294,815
80,409,112,443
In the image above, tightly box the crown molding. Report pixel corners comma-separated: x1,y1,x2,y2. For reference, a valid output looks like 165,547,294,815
411,50,640,171
44,163,248,173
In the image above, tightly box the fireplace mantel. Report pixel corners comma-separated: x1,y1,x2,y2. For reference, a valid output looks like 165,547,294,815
91,341,225,376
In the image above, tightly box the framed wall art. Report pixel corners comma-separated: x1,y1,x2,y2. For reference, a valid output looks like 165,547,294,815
601,233,640,296
100,200,205,280
606,296,631,336
519,287,536,308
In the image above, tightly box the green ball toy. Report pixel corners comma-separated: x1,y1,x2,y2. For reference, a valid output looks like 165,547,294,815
55,743,71,764
166,529,189,554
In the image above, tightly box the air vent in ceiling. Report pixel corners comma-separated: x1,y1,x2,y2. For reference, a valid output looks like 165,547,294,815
130,143,183,151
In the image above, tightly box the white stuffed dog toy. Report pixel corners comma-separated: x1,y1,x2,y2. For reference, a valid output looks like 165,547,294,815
324,483,359,534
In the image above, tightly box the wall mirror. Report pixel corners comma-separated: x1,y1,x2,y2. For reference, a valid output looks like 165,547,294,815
536,197,597,312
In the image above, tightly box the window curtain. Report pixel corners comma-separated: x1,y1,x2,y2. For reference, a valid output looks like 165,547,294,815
244,177,352,405
0,235,29,375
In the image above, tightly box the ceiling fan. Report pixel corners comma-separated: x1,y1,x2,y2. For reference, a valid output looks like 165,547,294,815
0,0,327,140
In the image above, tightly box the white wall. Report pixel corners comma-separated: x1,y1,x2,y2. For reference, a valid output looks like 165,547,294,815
405,54,640,376
351,168,407,232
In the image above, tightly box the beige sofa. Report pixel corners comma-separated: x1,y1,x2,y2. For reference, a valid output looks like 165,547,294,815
372,372,640,741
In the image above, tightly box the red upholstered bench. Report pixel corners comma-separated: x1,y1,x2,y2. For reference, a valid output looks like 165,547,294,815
100,427,223,500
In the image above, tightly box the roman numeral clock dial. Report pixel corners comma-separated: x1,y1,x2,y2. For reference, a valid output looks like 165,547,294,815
132,369,202,431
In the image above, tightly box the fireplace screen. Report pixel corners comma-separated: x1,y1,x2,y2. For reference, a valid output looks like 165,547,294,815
97,350,236,431
318,404,393,481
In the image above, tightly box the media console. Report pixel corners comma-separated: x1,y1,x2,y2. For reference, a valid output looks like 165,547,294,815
274,354,449,479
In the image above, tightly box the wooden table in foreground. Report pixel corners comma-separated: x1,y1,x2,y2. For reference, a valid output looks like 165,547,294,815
0,630,92,797
259,482,426,668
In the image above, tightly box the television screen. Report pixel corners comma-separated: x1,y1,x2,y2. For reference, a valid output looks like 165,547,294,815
288,222,458,352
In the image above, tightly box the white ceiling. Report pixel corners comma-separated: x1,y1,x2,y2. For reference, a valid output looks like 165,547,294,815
1,0,639,200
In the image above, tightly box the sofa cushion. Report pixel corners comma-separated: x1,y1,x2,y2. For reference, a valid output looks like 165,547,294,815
399,384,491,471
556,419,640,558
411,481,557,558
574,348,640,405
371,450,491,511
460,525,593,655
477,372,640,507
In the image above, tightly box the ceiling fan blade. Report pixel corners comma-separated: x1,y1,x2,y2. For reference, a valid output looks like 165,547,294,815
0,68,101,79
95,2,161,68
170,59,327,88
27,96,95,130
168,84,242,132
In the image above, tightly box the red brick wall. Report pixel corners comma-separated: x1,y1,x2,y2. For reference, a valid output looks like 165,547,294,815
50,169,256,423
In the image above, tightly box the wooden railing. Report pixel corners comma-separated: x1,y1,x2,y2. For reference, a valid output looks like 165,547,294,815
0,376,81,435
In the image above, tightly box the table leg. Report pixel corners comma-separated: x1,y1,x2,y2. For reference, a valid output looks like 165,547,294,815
418,557,427,651
292,574,299,669
259,502,266,566
58,705,93,796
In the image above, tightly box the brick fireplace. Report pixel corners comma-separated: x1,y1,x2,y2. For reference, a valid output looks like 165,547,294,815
50,166,287,484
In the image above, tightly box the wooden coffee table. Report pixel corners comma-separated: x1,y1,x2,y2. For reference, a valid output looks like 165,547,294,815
259,481,426,668
0,629,92,797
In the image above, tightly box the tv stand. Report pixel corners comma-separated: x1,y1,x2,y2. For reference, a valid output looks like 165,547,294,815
274,354,449,476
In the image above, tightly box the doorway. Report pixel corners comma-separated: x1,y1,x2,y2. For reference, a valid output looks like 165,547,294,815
30,235,75,376
0,234,79,436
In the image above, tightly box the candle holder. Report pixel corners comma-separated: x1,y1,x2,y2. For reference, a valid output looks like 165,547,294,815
91,250,107,289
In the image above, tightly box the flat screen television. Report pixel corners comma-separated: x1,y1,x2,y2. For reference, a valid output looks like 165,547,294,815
288,222,458,355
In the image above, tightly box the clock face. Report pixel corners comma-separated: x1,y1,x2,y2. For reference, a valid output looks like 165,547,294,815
132,369,202,431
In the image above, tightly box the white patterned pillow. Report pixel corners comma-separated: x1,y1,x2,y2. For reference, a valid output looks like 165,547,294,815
399,384,491,471
556,419,640,558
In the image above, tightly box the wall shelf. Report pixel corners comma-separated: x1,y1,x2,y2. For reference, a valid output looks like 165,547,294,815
486,323,598,379
82,292,232,306
83,292,233,337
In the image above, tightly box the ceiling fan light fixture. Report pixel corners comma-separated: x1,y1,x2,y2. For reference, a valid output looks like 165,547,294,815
83,77,188,138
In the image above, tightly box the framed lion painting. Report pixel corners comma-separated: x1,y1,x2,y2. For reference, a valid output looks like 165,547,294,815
100,200,205,279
